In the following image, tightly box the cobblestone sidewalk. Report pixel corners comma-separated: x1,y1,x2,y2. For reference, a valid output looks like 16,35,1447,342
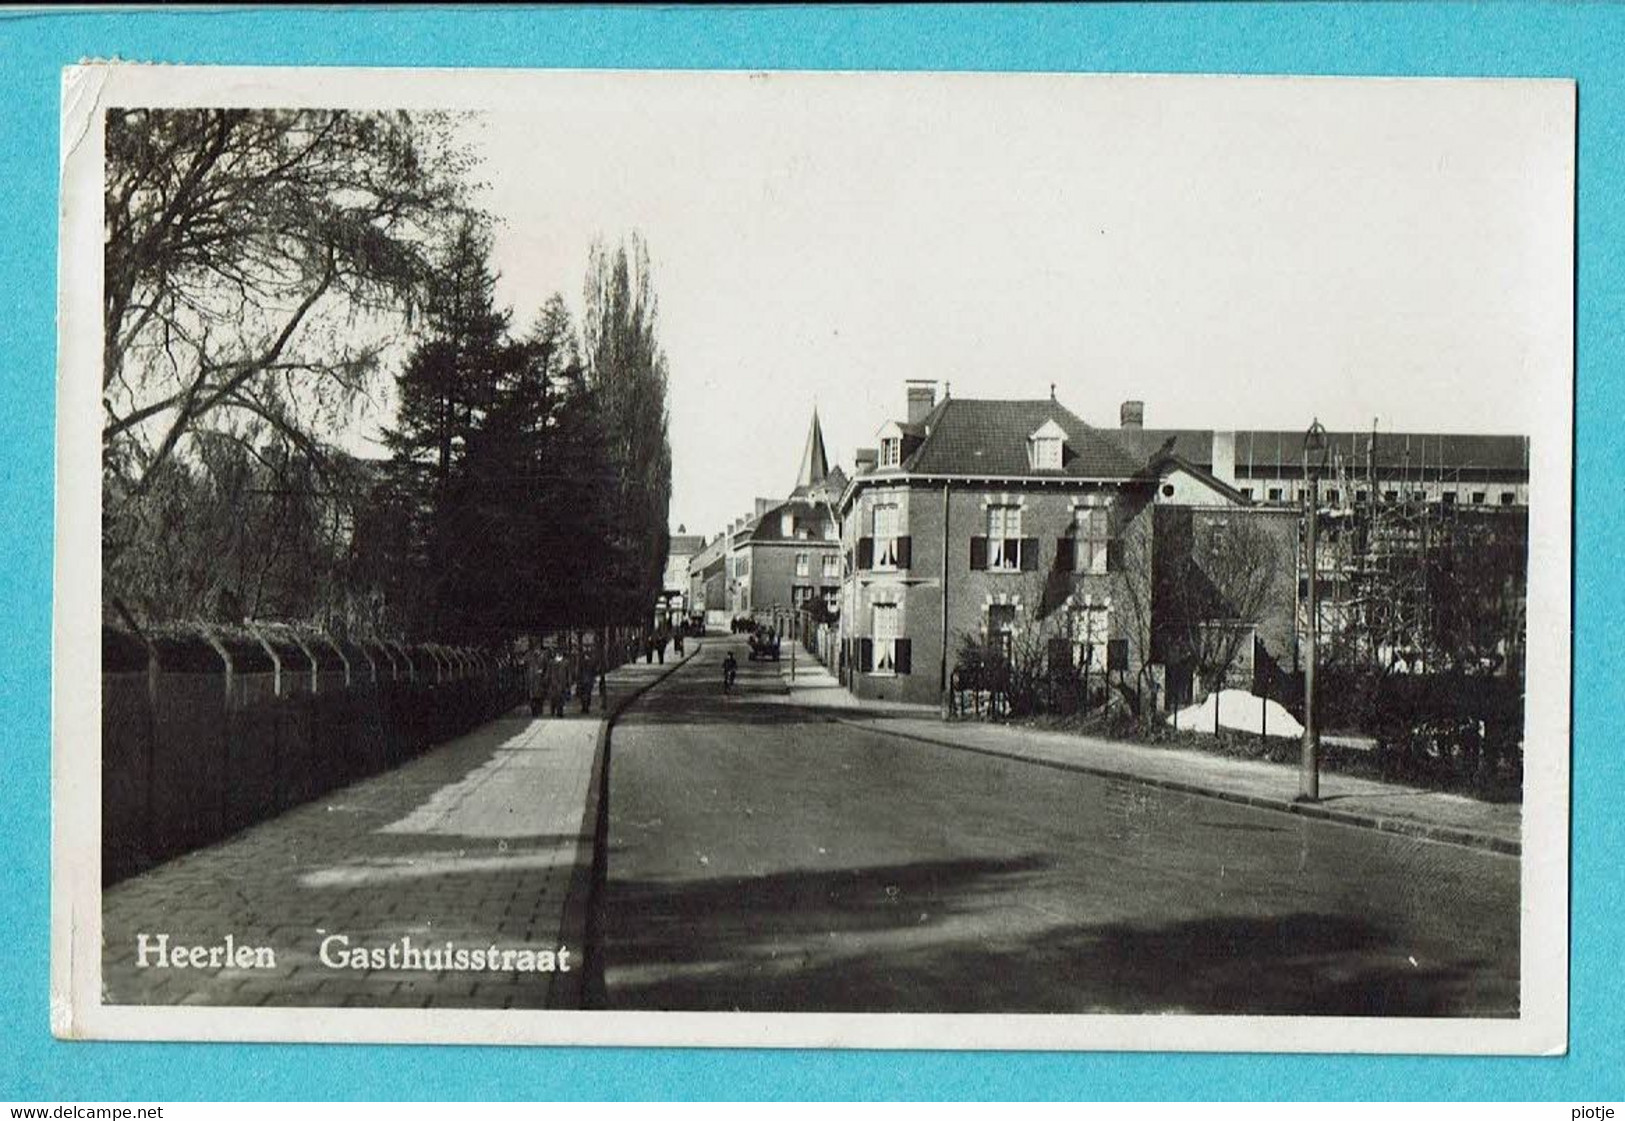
100,643,697,1009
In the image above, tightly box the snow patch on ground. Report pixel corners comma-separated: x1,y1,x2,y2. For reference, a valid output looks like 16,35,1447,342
1167,689,1304,738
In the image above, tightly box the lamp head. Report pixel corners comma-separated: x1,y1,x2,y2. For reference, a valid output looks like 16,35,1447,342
1305,418,1330,475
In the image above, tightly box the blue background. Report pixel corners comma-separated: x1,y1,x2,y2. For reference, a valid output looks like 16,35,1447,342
1,3,1616,1102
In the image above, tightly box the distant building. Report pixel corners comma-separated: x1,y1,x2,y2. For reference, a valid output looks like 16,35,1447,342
1117,401,1530,510
687,532,729,626
658,529,706,626
725,410,848,624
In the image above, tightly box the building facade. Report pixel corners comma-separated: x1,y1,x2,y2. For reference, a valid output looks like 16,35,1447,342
687,533,729,626
836,382,1158,706
658,531,706,626
723,411,848,625
1119,401,1530,510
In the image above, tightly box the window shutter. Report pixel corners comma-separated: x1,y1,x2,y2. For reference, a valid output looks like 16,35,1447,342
1107,539,1124,573
857,537,874,570
895,535,912,569
1107,638,1129,671
1020,537,1040,572
895,638,911,675
1054,537,1075,572
859,638,874,673
970,536,988,571
1047,638,1073,673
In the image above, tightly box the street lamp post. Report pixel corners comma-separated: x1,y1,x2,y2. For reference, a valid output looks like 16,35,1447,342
1299,418,1329,802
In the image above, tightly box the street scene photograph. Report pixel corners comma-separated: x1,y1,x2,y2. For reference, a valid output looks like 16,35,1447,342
57,66,1573,1050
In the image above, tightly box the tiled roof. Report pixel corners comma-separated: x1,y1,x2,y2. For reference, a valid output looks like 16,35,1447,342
745,498,840,543
889,398,1147,480
1139,450,1251,505
1127,428,1530,474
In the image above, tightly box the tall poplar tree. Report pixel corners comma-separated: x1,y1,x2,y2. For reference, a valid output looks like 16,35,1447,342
582,236,674,625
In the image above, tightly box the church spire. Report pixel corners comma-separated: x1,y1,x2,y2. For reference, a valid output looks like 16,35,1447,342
793,407,830,495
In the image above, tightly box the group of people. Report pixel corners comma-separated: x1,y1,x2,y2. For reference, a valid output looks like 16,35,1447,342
526,647,607,718
528,624,696,717
639,625,685,665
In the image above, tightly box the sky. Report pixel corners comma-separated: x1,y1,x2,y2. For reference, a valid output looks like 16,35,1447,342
459,72,1572,537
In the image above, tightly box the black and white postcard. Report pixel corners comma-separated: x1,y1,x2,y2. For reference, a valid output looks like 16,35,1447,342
53,66,1573,1051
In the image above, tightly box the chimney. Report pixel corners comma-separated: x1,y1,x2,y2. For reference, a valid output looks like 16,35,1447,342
1212,431,1236,487
1120,400,1145,430
854,447,878,474
906,379,937,425
755,497,776,519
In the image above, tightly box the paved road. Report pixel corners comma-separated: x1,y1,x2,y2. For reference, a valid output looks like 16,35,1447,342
601,637,1519,1015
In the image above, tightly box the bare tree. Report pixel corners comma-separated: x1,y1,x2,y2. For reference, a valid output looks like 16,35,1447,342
103,108,476,512
1157,511,1286,697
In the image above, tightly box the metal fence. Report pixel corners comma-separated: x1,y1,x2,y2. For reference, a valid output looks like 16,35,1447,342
101,624,523,886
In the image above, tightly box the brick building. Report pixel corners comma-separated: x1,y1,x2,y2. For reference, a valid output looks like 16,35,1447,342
836,381,1159,706
687,533,729,627
724,410,848,623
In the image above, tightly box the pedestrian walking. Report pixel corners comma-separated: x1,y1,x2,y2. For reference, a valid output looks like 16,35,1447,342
577,655,595,714
548,652,571,718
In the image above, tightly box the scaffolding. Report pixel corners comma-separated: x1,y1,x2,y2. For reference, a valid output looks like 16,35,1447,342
1300,428,1475,675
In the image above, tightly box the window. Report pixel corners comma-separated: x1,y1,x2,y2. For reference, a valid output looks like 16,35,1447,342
1355,489,1368,503
1442,492,1458,505
1268,487,1283,502
880,438,901,468
1240,487,1253,500
792,584,815,608
988,604,1017,659
1384,490,1399,503
1028,420,1068,470
781,512,796,537
822,553,840,578
795,552,810,577
1161,483,1175,497
1472,491,1487,505
1500,491,1516,506
823,587,840,613
873,502,902,568
1075,506,1111,575
1325,489,1340,504
872,603,899,673
988,505,1023,570
1070,603,1110,672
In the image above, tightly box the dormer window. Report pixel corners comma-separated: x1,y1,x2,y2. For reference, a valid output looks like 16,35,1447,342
1028,419,1068,470
876,421,905,470
781,512,795,537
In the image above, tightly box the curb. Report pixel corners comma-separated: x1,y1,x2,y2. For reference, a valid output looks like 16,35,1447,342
571,641,704,1010
830,716,1520,858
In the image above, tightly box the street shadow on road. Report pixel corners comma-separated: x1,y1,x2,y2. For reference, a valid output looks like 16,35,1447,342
617,688,926,729
603,856,1511,1017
